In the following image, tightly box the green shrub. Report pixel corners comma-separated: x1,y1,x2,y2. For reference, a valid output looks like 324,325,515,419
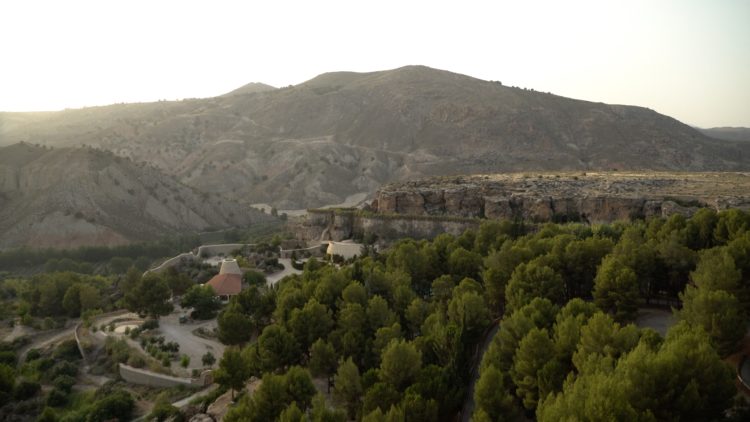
148,399,181,422
142,319,159,330
46,388,68,407
13,379,40,400
86,390,134,422
0,350,16,366
52,375,76,393
127,354,146,369
25,349,41,362
201,352,215,367
49,361,78,379
34,358,54,373
53,340,81,361
36,407,57,422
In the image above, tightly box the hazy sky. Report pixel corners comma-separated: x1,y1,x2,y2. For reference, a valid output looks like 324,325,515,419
1,0,748,127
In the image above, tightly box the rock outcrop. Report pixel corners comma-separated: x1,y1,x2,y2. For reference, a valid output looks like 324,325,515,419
372,172,750,224
297,172,750,243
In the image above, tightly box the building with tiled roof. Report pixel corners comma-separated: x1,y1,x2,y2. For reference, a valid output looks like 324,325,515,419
205,259,243,300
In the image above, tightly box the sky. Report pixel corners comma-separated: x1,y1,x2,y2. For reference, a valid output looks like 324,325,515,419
1,0,748,127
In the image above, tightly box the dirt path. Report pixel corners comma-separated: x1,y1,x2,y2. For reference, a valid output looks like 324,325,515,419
17,320,81,362
461,321,500,421
2,318,33,342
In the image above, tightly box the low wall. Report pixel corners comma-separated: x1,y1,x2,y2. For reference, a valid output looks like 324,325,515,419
75,310,132,364
280,244,327,259
119,363,211,388
146,244,252,275
145,253,198,275
196,244,247,258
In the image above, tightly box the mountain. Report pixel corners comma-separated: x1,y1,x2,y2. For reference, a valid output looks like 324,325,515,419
697,127,750,142
2,65,749,209
221,82,277,96
0,143,272,249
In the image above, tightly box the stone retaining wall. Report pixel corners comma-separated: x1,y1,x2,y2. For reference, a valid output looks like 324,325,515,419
280,244,326,259
196,244,247,258
145,253,198,275
119,363,211,388
75,310,132,363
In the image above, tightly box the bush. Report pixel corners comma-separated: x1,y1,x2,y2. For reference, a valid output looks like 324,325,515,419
49,361,78,379
0,350,16,366
53,340,81,361
53,375,77,393
25,349,41,362
87,390,134,422
202,352,215,367
13,379,40,400
164,342,180,353
180,355,190,368
127,355,146,369
148,399,181,422
37,407,57,422
46,388,68,407
34,358,54,373
42,318,55,330
142,319,159,330
243,270,266,286
104,338,130,364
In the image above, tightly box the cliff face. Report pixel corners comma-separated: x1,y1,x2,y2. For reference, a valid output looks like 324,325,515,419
372,172,750,224
297,172,750,243
297,210,479,243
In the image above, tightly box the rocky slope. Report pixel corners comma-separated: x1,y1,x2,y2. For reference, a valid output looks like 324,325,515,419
698,127,750,142
0,143,272,249
2,66,749,208
371,172,750,224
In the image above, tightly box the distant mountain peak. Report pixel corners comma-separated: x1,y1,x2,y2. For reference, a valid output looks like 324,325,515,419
222,82,277,96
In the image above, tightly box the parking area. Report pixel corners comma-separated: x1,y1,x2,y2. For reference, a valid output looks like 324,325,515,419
152,308,226,375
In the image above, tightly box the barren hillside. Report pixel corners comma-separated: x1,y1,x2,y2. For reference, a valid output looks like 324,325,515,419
2,66,749,208
0,143,273,249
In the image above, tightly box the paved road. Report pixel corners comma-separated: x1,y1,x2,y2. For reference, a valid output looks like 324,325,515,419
266,258,304,285
156,310,226,375
635,307,676,336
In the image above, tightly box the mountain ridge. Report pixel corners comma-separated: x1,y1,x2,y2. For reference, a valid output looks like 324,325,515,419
1,65,748,209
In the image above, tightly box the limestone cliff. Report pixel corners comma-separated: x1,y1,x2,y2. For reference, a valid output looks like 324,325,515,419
372,172,750,224
297,172,750,243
